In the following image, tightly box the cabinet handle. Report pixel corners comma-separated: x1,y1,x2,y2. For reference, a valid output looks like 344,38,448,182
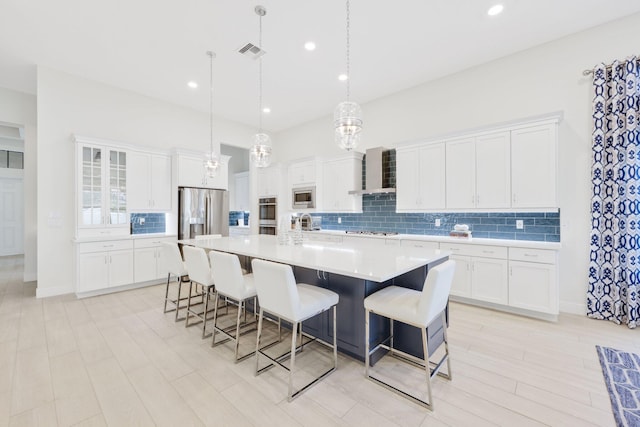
109,256,112,263
103,244,114,248
104,256,107,264
481,250,494,254
513,194,517,203
449,248,460,251
471,195,475,204
477,195,480,204
316,270,321,280
322,271,327,280
510,267,513,276
524,253,538,257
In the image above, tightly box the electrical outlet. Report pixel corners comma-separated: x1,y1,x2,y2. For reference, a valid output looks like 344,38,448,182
338,217,342,224
139,217,145,225
516,219,523,229
435,218,441,227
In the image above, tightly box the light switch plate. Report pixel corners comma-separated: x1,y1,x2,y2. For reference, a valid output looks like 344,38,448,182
435,218,441,227
338,217,342,224
516,220,524,229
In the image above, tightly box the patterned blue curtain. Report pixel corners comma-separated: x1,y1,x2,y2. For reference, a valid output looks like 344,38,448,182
588,57,640,328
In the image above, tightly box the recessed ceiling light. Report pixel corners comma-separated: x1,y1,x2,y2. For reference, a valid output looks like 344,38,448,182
263,107,271,113
338,74,348,81
304,41,316,51
187,81,198,89
487,4,504,16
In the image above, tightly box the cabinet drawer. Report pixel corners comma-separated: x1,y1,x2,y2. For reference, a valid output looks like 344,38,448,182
509,247,556,264
133,236,176,249
401,239,438,250
79,239,133,253
439,242,474,256
468,245,507,259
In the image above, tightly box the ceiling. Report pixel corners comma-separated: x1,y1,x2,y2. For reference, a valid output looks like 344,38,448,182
1,0,639,133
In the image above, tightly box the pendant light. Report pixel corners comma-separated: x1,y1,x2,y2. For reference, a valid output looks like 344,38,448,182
250,5,273,168
334,0,362,151
204,51,220,178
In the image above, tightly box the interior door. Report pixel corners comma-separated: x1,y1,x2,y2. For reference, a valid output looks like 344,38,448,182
0,178,23,256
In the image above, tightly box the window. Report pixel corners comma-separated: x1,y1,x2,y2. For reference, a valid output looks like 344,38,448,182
0,150,24,169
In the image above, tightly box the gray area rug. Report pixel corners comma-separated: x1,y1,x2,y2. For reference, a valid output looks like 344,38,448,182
596,345,640,427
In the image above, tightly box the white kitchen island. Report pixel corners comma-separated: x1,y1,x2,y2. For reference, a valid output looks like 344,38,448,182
179,234,450,362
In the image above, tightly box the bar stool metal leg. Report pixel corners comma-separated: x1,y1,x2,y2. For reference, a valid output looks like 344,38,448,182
163,273,171,313
288,321,299,401
421,326,433,410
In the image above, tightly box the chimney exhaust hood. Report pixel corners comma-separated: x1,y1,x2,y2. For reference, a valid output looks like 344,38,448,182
348,147,396,195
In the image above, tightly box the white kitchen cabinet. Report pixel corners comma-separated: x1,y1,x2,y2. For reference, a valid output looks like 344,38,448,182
445,132,510,209
128,151,172,211
396,143,446,211
289,159,317,186
77,239,134,293
133,236,175,283
257,166,282,198
508,247,558,314
400,239,439,250
322,153,363,213
233,171,250,211
448,255,472,298
511,123,557,209
75,138,129,237
175,151,230,190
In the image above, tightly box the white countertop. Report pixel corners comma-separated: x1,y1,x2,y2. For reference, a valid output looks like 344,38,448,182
306,230,561,250
74,233,177,243
179,235,449,282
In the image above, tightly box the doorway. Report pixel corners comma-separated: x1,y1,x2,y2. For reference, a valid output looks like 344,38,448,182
0,124,25,256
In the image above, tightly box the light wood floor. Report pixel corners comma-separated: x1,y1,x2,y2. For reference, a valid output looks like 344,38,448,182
0,255,635,426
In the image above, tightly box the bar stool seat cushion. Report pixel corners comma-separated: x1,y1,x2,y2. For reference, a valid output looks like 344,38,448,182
364,286,425,327
296,284,339,322
224,273,256,301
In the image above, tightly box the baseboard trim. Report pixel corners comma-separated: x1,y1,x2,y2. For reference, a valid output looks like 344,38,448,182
449,296,558,322
76,279,164,299
559,301,586,315
36,285,74,298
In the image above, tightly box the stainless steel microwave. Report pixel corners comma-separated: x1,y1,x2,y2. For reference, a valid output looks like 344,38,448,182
292,186,315,209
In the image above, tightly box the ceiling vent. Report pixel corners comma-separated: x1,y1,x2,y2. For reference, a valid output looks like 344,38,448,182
237,43,266,60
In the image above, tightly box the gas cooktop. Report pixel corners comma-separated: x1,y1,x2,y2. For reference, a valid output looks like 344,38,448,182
345,230,399,236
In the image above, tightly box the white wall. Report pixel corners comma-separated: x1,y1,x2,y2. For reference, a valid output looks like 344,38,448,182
0,87,36,282
274,12,640,315
36,67,256,297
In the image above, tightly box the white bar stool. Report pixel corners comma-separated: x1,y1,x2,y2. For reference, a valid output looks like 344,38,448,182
182,246,216,339
364,260,455,410
209,250,257,362
161,242,190,322
251,258,339,402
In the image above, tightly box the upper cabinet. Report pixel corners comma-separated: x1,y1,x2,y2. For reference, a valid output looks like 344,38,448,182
322,153,363,213
445,132,511,209
75,137,129,237
396,143,446,211
511,124,557,209
233,171,250,212
174,150,230,190
257,164,284,199
288,159,317,187
127,151,172,211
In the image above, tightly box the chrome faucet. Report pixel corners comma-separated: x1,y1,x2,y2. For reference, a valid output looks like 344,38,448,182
299,213,313,231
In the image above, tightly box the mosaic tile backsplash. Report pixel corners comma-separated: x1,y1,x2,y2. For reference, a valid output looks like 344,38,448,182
229,211,250,226
130,213,166,234
318,149,560,242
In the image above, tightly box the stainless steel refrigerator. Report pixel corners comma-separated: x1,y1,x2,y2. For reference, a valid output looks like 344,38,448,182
178,187,229,240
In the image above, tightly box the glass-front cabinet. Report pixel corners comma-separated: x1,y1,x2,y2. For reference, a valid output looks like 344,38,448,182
76,138,128,236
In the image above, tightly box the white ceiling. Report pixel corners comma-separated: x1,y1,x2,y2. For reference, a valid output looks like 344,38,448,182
1,0,639,132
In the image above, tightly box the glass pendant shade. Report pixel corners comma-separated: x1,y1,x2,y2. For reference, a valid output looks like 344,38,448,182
203,151,220,178
250,133,272,168
334,101,363,151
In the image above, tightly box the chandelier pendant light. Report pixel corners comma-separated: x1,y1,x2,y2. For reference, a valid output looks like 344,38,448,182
334,0,363,151
204,50,220,178
250,5,272,168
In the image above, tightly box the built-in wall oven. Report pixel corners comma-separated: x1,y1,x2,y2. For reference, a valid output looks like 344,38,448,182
258,197,277,235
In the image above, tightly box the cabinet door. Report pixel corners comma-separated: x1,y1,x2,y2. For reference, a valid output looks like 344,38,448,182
177,156,205,188
419,143,446,210
326,273,366,358
108,250,134,287
446,138,475,209
395,148,420,211
150,154,172,210
449,255,472,298
78,252,109,292
322,158,360,212
509,261,558,314
511,124,557,208
79,145,105,227
234,172,250,212
471,257,508,304
134,247,158,283
107,150,128,226
127,152,151,210
475,132,510,208
289,161,315,186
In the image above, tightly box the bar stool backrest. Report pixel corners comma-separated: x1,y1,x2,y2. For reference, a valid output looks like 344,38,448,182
251,259,300,322
183,246,214,287
417,260,456,326
209,251,244,296
162,242,188,277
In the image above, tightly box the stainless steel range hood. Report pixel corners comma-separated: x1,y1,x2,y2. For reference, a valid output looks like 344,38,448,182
348,147,396,195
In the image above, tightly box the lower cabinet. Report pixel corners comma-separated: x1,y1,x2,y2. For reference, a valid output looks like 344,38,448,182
77,240,134,293
133,237,176,283
508,248,558,314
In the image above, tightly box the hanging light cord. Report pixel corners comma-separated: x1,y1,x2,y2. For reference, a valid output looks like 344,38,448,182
258,13,264,133
346,0,351,102
209,51,214,154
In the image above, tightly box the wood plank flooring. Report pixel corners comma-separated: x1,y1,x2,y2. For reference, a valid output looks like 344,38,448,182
0,255,635,426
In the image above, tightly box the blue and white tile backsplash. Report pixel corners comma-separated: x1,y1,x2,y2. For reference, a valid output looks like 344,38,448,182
130,213,166,234
316,149,560,242
229,211,249,226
